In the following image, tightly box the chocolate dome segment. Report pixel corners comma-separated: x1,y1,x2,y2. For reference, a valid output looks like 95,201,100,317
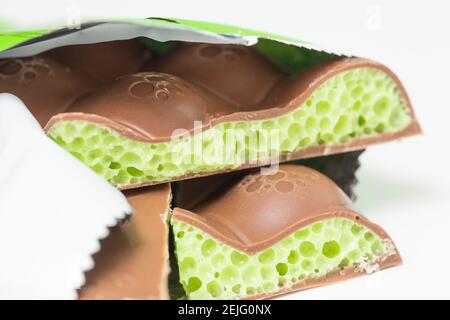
46,39,152,83
80,184,171,300
152,43,286,107
174,170,246,211
66,72,237,140
171,165,401,299
174,165,354,250
262,57,416,115
0,56,96,126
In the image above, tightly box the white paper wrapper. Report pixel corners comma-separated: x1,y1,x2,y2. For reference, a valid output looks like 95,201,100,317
0,93,132,299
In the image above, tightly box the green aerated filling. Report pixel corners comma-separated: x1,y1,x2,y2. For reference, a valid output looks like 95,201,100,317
172,218,387,300
47,68,411,186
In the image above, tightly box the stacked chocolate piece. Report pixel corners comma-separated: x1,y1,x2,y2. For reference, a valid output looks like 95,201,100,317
0,37,420,299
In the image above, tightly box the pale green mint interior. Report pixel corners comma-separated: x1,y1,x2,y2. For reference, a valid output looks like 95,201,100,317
47,67,411,186
172,217,388,300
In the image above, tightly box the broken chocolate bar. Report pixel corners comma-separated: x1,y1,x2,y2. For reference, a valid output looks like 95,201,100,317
80,184,171,300
171,165,401,299
43,43,420,189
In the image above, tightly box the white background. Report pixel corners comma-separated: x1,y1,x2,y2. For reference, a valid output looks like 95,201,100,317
1,0,449,299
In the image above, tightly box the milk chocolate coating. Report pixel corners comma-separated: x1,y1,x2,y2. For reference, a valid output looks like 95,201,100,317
174,170,244,211
46,39,152,83
80,184,171,300
173,165,401,299
151,43,285,107
0,56,95,126
64,72,236,139
174,151,364,209
172,164,401,258
46,56,420,144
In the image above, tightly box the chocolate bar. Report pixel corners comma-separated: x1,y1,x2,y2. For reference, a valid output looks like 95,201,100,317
38,42,419,188
80,184,171,300
171,165,401,299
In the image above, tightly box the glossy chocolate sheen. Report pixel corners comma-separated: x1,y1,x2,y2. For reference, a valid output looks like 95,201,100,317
46,55,420,143
174,170,244,211
0,56,96,126
65,72,236,139
46,39,152,83
293,149,364,200
174,151,364,209
172,165,401,299
172,165,399,255
80,184,171,300
151,43,285,106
